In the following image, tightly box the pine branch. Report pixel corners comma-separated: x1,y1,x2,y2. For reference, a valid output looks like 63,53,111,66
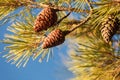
25,1,90,13
0,0,33,26
26,0,120,13
1,20,49,67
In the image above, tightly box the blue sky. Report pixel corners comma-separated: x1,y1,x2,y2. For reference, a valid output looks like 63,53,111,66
0,55,73,80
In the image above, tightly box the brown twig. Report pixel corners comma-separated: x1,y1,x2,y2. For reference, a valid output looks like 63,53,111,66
65,0,93,35
26,1,90,13
56,12,71,25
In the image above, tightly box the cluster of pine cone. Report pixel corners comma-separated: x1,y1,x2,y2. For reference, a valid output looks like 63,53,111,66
34,7,67,49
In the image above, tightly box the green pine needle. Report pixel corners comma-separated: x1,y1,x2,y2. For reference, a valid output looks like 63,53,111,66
1,20,52,67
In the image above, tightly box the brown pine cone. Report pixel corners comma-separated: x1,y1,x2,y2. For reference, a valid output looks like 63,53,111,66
42,29,66,49
101,15,119,43
34,7,57,32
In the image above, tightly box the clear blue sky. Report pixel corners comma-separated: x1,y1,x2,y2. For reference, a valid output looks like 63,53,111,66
0,8,74,80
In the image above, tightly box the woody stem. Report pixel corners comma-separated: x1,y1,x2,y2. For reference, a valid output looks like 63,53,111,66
66,0,93,35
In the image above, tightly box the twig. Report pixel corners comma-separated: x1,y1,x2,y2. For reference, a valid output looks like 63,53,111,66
0,1,90,13
52,3,71,28
65,0,93,35
26,1,90,13
56,12,71,25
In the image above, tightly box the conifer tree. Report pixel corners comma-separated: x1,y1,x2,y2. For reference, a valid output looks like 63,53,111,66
0,0,120,80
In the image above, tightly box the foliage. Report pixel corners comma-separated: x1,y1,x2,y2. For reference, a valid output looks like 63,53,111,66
67,33,120,80
0,0,32,26
1,0,120,80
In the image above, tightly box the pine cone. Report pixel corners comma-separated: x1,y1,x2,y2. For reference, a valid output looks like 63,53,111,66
42,29,66,49
100,15,119,43
34,7,57,32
